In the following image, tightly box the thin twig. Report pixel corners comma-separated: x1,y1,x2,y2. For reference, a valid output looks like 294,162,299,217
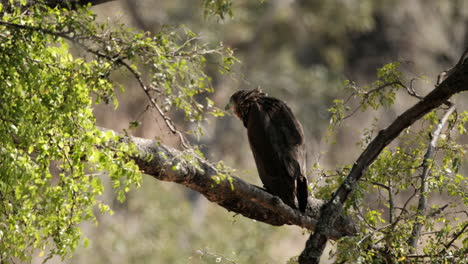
170,36,200,56
342,81,400,120
356,223,395,246
398,79,423,100
0,19,191,149
427,204,448,218
366,180,390,190
439,222,468,255
365,81,400,95
395,187,418,218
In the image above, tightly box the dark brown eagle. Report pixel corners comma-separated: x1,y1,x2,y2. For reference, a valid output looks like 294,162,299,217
226,88,308,212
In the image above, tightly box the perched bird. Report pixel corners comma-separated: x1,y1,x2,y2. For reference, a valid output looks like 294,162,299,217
225,88,308,212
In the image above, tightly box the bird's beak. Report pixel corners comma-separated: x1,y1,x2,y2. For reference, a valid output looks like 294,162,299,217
225,101,234,113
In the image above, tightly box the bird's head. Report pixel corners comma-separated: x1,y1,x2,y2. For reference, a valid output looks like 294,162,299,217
224,91,243,119
225,88,265,119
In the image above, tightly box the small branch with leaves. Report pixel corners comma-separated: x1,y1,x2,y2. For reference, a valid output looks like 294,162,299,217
0,0,237,150
407,105,456,251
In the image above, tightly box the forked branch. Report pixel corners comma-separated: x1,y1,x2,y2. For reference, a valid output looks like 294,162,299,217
299,49,468,264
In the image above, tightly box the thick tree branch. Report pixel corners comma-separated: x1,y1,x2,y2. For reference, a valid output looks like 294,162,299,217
113,133,357,239
299,50,468,264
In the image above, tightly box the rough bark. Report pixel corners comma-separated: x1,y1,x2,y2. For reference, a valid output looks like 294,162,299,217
114,134,357,240
298,51,468,264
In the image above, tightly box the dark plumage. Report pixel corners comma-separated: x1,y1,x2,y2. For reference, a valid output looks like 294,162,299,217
226,88,308,212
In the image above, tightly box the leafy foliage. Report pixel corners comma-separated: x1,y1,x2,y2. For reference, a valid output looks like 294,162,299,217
202,0,233,19
322,65,468,263
0,1,235,262
328,62,404,130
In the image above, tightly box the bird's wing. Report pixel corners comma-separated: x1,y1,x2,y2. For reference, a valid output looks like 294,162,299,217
259,97,306,177
259,97,304,147
246,97,307,209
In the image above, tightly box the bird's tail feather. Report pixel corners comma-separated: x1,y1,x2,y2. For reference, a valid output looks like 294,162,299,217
297,176,308,212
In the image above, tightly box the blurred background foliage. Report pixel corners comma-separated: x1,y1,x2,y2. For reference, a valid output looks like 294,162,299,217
54,0,468,263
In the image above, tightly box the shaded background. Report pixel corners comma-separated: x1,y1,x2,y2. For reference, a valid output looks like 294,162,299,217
42,1,468,263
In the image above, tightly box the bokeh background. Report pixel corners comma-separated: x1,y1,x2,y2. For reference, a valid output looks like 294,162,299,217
40,1,468,263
